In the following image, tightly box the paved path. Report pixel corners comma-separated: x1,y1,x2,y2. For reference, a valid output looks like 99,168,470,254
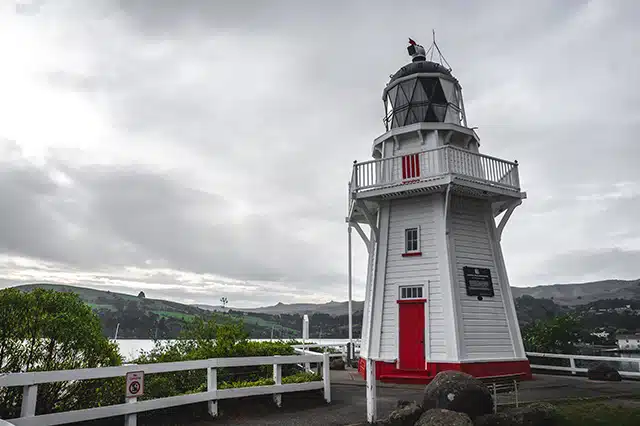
177,370,640,426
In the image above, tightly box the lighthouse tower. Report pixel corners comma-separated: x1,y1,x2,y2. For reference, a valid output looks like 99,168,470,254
348,39,531,384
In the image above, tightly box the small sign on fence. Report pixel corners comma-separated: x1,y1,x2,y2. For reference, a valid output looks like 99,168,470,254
126,371,144,398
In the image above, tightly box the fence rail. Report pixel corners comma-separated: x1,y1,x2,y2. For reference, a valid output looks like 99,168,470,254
350,145,519,194
527,352,640,378
0,353,331,426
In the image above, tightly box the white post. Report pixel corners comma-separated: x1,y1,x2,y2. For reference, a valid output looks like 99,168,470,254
273,359,282,408
207,367,218,417
303,315,310,372
21,385,37,418
569,357,576,375
322,352,331,403
124,397,137,426
366,358,376,423
348,224,353,363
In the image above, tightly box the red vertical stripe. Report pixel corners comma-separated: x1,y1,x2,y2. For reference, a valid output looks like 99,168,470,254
402,156,408,179
402,154,421,180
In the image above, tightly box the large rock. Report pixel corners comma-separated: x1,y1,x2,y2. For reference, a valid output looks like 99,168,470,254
587,362,622,381
376,400,422,426
474,402,559,426
422,371,493,419
415,409,473,426
330,357,346,370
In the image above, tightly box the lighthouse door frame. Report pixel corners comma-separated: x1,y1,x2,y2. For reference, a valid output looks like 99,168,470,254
396,285,427,371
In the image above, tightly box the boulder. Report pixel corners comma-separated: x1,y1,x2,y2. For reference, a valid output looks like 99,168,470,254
415,409,473,426
474,402,559,426
376,400,422,426
330,357,346,370
587,362,622,381
422,371,493,419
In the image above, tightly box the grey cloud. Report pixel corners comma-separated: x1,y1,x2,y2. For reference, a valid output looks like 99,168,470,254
0,147,346,290
2,0,640,305
531,248,640,284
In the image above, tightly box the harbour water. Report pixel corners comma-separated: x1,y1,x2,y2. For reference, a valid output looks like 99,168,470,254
114,338,356,361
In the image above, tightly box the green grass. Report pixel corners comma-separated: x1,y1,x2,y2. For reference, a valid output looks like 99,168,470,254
238,314,298,334
151,310,196,321
86,303,117,312
554,399,640,426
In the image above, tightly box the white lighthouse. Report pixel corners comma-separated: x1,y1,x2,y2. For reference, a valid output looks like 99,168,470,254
347,38,531,385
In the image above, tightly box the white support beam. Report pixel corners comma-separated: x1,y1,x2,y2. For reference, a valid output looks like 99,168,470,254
322,352,331,403
366,359,377,423
496,200,522,241
352,221,371,252
357,201,379,243
347,225,353,361
443,183,452,233
444,130,454,145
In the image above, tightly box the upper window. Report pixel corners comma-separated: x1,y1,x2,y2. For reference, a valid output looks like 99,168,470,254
405,227,419,253
400,286,424,299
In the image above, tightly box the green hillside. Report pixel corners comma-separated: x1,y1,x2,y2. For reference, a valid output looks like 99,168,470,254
14,281,638,341
14,284,300,339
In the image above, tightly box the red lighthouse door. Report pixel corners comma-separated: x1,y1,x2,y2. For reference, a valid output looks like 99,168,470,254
398,300,426,370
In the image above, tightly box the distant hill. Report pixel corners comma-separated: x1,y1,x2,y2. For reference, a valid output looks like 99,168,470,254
230,279,640,316
11,277,640,340
511,279,640,306
233,300,365,316
16,283,207,317
13,283,299,339
193,304,230,313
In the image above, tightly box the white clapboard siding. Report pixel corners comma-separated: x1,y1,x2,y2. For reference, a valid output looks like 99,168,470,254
449,195,515,360
379,195,442,360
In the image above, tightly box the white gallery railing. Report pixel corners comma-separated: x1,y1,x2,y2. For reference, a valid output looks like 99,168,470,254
0,353,331,426
527,352,640,378
350,145,520,193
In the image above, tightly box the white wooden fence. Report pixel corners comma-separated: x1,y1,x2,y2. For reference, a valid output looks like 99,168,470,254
0,353,331,426
527,352,640,378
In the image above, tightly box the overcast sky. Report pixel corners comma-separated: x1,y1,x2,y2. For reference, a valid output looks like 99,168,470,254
1,0,639,308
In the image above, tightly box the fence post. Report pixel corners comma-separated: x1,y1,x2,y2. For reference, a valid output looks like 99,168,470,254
273,358,282,408
21,385,37,418
322,352,331,403
124,397,137,426
207,367,218,417
569,357,576,375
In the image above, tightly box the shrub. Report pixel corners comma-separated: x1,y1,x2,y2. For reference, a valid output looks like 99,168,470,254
0,288,122,418
136,315,309,402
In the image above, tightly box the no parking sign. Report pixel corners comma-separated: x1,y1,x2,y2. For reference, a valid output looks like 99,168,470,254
126,371,144,398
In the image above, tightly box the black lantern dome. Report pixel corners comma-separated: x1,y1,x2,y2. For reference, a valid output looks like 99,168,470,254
383,39,462,130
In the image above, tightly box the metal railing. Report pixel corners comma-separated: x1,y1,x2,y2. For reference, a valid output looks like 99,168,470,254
0,353,331,426
350,145,519,194
527,352,640,378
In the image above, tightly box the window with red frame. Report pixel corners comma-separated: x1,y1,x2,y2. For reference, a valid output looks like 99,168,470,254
402,153,420,180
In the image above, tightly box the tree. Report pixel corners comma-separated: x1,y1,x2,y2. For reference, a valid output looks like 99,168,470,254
0,288,122,418
522,314,583,354
220,297,228,308
137,291,146,298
